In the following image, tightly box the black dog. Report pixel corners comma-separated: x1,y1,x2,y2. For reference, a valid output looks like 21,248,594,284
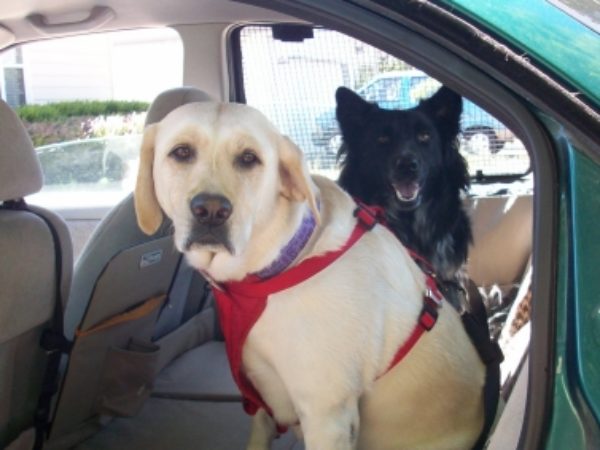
336,85,472,309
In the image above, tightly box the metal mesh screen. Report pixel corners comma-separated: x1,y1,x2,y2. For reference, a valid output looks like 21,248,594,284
238,25,530,181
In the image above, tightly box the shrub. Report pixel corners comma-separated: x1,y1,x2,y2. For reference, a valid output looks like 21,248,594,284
23,112,147,147
16,100,149,123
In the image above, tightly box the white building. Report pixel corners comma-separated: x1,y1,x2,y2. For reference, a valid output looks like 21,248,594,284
0,28,183,107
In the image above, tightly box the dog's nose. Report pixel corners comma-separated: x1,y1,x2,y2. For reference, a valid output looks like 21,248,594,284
190,193,233,226
396,156,419,174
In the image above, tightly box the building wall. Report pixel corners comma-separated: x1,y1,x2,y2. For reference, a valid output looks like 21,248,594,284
0,28,183,106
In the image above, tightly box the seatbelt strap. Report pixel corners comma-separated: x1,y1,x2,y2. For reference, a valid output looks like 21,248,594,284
1,199,70,450
464,280,504,450
406,245,503,450
182,270,212,323
152,256,191,339
153,257,211,340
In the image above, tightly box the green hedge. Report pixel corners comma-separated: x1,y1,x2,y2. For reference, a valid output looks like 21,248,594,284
16,100,149,123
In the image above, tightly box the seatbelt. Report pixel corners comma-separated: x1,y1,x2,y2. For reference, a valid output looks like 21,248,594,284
463,280,504,450
1,199,71,450
153,257,211,340
407,249,503,450
152,256,190,339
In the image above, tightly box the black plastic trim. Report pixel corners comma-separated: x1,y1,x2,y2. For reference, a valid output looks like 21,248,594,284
227,26,246,103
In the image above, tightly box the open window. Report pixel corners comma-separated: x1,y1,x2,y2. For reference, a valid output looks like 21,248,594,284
1,28,183,212
233,25,531,190
1,28,184,258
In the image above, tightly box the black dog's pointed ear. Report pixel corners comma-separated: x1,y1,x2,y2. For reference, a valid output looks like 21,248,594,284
335,87,374,130
419,86,462,137
421,86,469,190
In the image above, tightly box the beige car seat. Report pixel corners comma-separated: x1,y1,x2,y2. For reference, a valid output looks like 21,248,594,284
0,98,73,449
48,87,221,446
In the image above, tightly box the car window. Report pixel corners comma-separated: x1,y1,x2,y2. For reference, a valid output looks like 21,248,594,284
235,25,531,186
363,79,398,103
0,28,183,210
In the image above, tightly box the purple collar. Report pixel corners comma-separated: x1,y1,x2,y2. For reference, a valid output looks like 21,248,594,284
254,210,317,279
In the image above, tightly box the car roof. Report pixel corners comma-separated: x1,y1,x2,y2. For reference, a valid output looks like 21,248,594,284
0,0,297,48
440,0,600,107
2,1,597,107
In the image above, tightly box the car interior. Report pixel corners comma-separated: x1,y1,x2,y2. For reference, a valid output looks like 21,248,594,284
0,1,543,449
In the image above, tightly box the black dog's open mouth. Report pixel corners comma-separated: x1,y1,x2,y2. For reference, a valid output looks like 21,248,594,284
391,156,423,210
393,180,421,203
391,180,422,211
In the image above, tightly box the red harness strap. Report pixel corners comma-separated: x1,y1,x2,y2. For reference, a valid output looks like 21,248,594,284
381,283,442,375
212,206,376,420
211,203,441,423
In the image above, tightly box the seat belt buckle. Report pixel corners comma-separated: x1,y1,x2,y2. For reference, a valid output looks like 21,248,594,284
420,296,441,331
40,329,72,355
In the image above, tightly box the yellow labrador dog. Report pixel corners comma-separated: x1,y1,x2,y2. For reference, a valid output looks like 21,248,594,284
134,101,485,450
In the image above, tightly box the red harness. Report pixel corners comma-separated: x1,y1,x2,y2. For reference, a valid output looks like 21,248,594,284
211,204,443,421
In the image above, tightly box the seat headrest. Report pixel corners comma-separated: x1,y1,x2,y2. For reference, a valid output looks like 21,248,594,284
0,99,43,201
145,87,213,126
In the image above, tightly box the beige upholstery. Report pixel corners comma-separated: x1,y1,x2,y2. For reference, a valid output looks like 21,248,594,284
51,87,218,446
0,98,73,448
153,342,240,399
64,86,214,339
74,398,302,450
466,195,533,288
487,356,529,450
144,86,212,124
0,100,43,201
0,213,55,341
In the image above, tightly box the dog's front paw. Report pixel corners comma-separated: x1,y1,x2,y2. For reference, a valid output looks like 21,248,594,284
246,445,270,450
246,409,277,450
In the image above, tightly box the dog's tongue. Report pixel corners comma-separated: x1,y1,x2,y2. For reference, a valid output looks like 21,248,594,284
394,181,420,202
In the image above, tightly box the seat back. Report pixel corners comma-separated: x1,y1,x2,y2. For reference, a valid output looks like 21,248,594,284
50,87,215,445
466,194,533,289
63,86,213,340
0,99,73,449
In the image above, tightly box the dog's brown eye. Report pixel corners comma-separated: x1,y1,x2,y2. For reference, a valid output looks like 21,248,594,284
236,149,261,169
417,132,430,143
169,145,194,162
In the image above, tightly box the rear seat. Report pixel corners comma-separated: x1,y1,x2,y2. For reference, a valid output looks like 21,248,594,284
466,194,533,291
0,98,73,450
72,337,301,449
76,399,291,450
153,342,239,401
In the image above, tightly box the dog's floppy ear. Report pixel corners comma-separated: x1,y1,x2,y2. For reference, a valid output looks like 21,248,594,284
419,85,463,138
134,124,163,235
278,136,320,224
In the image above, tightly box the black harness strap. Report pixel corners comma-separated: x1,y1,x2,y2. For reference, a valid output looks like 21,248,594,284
2,199,71,450
463,280,504,450
409,252,503,450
